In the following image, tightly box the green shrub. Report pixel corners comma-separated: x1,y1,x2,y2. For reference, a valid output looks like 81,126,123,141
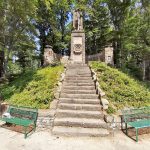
0,65,64,109
107,106,116,114
90,61,150,111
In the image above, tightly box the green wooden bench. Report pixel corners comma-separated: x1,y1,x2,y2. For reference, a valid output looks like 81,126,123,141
122,107,150,142
0,105,38,139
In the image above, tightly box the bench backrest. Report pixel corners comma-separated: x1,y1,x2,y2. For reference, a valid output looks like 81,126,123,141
7,105,38,122
122,107,150,123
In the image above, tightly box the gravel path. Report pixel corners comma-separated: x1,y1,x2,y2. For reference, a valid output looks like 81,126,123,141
0,127,149,150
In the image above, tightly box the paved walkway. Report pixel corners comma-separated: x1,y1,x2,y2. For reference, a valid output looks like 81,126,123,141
0,127,149,150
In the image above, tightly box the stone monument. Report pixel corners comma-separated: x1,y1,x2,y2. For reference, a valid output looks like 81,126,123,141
103,46,114,66
70,9,85,63
44,45,55,66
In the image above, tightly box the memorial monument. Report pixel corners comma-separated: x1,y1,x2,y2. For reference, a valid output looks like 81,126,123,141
70,9,85,63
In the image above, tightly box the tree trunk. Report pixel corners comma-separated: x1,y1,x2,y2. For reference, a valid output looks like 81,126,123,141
40,35,46,66
142,60,146,81
60,9,65,43
0,51,4,78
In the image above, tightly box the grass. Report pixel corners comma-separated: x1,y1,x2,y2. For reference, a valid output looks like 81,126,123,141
0,65,64,109
90,62,150,113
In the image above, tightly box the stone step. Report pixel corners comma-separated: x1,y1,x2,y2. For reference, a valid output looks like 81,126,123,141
66,68,90,71
52,126,109,137
56,109,103,119
67,64,88,67
67,64,88,66
66,70,91,73
66,73,92,76
63,82,95,86
65,74,92,77
59,98,100,104
63,86,95,90
61,90,96,94
67,67,90,69
54,118,108,128
64,80,93,83
65,77,92,80
66,66,89,68
58,103,102,111
60,93,98,99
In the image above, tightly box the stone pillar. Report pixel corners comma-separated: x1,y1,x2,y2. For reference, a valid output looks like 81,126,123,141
44,45,55,66
104,46,114,66
71,31,85,63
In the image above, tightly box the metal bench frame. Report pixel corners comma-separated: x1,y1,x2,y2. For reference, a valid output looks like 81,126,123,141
0,105,38,138
122,107,150,142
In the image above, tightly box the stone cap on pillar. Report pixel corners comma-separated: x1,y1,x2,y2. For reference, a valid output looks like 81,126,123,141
45,45,53,49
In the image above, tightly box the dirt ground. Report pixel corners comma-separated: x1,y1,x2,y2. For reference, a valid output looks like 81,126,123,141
0,125,150,150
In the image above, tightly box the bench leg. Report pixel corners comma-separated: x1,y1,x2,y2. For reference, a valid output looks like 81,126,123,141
125,123,128,135
24,126,27,139
136,128,138,142
34,123,36,132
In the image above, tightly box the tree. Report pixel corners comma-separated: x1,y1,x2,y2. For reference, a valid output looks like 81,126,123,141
84,0,111,54
0,0,37,76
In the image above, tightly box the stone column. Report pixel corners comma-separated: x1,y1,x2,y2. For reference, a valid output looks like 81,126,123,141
44,45,55,66
104,46,114,66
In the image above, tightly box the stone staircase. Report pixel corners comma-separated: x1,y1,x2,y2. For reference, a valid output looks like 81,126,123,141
52,63,109,137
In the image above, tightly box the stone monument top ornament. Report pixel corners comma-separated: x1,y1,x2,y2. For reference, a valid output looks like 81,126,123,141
73,9,83,31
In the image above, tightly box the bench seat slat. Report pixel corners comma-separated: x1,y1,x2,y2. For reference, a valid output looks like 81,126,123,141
128,119,150,129
122,107,150,142
0,117,34,127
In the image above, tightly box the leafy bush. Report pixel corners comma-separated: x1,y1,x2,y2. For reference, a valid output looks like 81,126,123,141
107,106,116,114
90,62,150,111
0,65,64,109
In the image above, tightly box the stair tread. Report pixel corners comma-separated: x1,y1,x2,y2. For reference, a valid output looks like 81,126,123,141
52,126,109,136
55,117,106,124
61,93,97,96
60,98,99,100
56,109,102,115
61,92,96,94
63,85,95,88
59,98,99,104
60,93,98,99
64,81,94,83
62,89,96,92
58,103,101,107
63,83,94,85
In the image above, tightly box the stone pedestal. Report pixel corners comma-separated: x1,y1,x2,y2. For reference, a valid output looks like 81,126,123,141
103,46,114,66
44,45,55,66
70,31,85,63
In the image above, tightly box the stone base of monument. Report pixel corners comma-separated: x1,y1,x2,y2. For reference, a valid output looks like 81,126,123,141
70,31,85,64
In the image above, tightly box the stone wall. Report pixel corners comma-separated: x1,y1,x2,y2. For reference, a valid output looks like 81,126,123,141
44,45,69,65
87,46,114,66
37,110,55,129
44,45,60,65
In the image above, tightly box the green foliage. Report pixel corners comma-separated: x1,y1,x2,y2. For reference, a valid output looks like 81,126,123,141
0,0,150,82
0,65,64,109
90,62,150,111
107,106,116,114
